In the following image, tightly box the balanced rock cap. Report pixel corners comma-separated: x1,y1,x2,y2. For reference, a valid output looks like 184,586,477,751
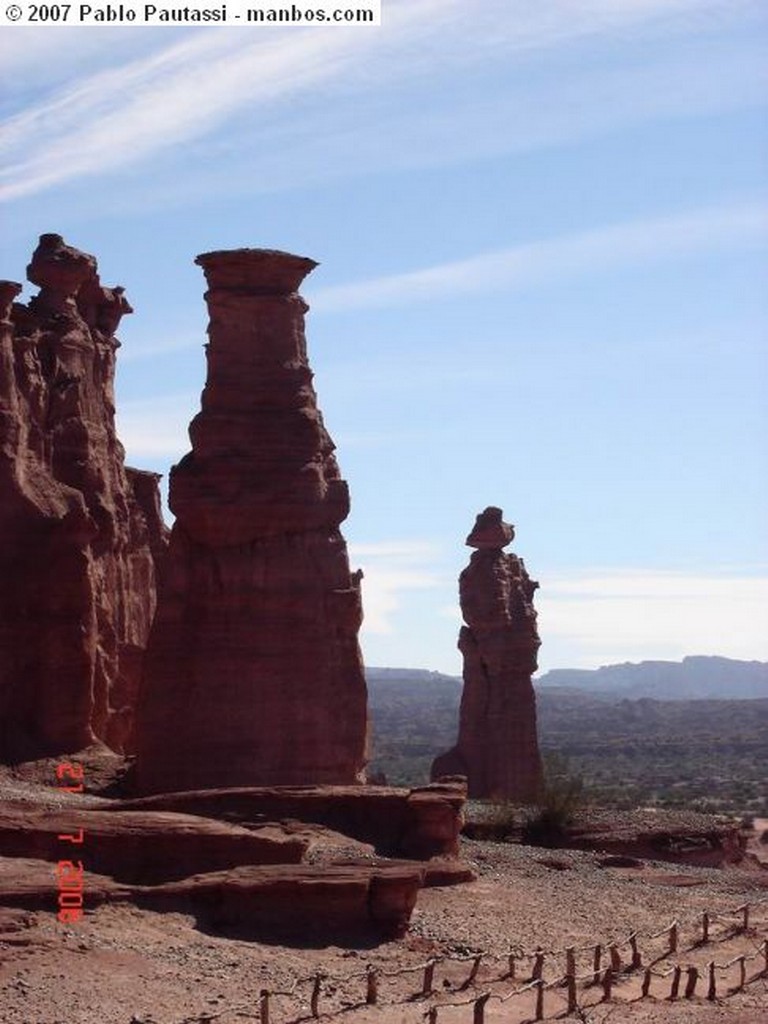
195,248,318,295
466,506,515,549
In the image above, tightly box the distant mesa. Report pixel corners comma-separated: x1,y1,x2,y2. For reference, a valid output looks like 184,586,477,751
133,246,369,793
0,234,167,762
432,507,544,801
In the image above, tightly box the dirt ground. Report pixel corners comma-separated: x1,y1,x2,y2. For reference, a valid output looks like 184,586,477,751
1,828,766,1024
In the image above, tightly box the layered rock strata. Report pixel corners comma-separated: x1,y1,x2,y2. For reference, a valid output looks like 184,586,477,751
0,805,307,884
134,248,368,792
0,859,424,940
432,508,543,801
0,235,167,761
115,778,467,859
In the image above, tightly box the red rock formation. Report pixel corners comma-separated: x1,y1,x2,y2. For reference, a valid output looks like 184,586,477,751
0,234,167,761
0,805,307,884
432,508,543,801
134,248,368,793
0,858,425,940
114,778,467,860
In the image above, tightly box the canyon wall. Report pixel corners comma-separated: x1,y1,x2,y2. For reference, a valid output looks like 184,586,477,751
0,234,167,761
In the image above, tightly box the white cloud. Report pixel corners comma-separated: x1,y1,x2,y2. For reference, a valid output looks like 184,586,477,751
349,541,443,634
116,393,195,460
1,0,762,203
309,200,768,311
537,569,768,668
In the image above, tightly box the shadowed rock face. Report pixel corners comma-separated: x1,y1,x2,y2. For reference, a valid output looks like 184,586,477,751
134,248,368,793
432,507,543,801
0,235,168,761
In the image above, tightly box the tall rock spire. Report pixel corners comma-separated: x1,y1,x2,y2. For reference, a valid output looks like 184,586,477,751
432,507,543,801
134,248,369,793
0,235,167,761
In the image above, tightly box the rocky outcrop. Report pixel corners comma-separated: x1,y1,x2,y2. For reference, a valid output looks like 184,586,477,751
113,779,467,859
432,508,543,801
0,235,167,762
0,805,307,884
0,858,425,940
134,248,368,793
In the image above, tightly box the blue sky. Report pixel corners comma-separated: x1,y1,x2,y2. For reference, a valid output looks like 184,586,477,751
2,0,767,675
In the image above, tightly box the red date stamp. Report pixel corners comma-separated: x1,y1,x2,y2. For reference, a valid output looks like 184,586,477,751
55,762,85,923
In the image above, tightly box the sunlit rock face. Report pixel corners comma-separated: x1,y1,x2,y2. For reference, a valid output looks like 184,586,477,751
0,234,167,761
432,507,543,802
134,248,369,794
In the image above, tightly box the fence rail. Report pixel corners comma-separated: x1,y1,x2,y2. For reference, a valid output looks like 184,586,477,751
170,894,768,1024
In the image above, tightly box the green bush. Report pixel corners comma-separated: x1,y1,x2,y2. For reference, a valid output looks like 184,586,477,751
522,754,584,847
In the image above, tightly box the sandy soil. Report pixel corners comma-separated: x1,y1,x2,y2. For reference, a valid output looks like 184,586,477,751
1,833,766,1024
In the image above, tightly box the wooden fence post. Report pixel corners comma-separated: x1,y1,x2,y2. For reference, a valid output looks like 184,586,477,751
609,943,622,973
641,967,652,997
684,966,698,999
669,923,679,955
629,934,641,969
366,967,378,1005
740,903,750,933
707,961,716,1001
421,961,436,997
592,944,602,985
701,911,710,944
259,989,270,1024
462,954,482,990
762,939,768,976
310,974,322,1018
566,973,577,1013
507,954,516,980
601,968,613,1003
532,949,545,981
473,993,491,1024
426,1007,439,1024
534,979,545,1021
565,947,576,979
669,965,682,1000
737,955,746,990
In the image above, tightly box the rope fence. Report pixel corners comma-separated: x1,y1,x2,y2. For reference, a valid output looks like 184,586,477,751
172,894,768,1023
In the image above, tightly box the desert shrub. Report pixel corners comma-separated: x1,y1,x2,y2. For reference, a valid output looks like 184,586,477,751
522,754,584,847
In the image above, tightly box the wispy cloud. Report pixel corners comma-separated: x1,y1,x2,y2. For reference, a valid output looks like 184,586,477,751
0,0,762,203
537,568,768,668
116,393,196,460
349,540,443,634
309,200,768,311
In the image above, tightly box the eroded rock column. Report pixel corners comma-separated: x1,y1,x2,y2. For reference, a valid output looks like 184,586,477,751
134,249,368,793
432,507,543,801
0,234,167,761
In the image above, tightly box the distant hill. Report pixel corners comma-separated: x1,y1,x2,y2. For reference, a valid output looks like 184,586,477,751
363,662,768,813
535,656,768,700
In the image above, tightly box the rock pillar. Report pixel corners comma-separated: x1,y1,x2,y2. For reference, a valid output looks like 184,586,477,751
0,234,167,761
431,507,543,801
134,248,368,793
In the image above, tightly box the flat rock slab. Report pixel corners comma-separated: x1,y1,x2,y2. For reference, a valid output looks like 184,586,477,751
0,805,307,883
0,856,424,941
113,780,467,859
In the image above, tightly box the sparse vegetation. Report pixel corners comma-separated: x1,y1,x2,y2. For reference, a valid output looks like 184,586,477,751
521,754,584,846
366,670,768,817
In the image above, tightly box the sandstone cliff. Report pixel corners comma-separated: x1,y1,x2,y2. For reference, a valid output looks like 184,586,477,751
0,234,167,761
134,248,368,793
432,507,543,801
